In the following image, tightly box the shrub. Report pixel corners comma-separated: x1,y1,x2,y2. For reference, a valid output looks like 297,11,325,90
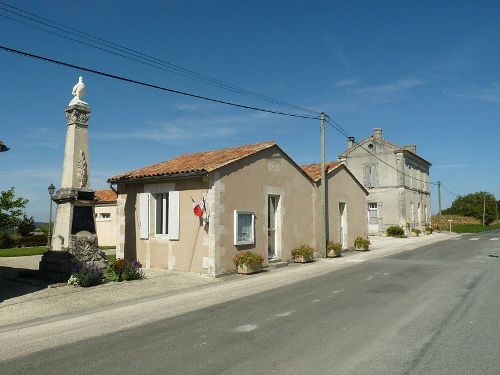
105,258,143,282
411,228,421,237
386,225,405,238
327,242,342,256
20,234,47,247
354,237,370,250
69,263,104,287
425,225,433,234
291,244,315,260
0,232,14,249
233,251,264,268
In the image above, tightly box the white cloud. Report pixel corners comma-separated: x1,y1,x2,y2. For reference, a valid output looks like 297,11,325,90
335,79,358,87
352,78,426,94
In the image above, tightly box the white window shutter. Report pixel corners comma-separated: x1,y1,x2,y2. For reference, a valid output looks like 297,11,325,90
139,193,150,240
168,191,180,240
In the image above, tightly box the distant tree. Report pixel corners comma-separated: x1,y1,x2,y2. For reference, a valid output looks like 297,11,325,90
17,214,36,237
443,192,497,225
0,187,28,231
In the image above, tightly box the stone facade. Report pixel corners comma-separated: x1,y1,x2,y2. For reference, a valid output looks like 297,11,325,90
338,128,431,235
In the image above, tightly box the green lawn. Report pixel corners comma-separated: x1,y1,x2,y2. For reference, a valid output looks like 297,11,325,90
452,224,500,233
0,246,48,257
0,246,116,258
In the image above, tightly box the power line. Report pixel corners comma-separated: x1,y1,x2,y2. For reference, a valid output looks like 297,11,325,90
0,1,320,116
0,44,320,120
441,184,459,198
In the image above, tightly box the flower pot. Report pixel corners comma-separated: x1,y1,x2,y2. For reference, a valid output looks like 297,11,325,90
356,245,369,251
327,249,342,257
293,255,313,263
237,263,262,275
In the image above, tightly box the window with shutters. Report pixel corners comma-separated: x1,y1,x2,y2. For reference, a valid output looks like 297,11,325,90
363,164,379,188
138,189,180,241
154,193,169,235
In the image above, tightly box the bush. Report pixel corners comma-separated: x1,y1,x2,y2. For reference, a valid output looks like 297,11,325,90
105,258,144,282
68,263,104,287
327,242,342,257
233,251,264,268
386,226,405,238
411,228,421,237
291,244,315,260
425,225,433,234
20,234,47,247
354,237,370,250
0,232,14,249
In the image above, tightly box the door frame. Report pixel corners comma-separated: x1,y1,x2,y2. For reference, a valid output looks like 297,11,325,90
339,202,348,249
267,194,281,259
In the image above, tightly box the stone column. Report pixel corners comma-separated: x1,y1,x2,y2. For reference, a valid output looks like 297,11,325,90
39,78,107,281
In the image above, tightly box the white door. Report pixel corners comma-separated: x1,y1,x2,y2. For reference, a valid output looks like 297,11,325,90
368,203,378,234
339,202,348,249
268,195,279,259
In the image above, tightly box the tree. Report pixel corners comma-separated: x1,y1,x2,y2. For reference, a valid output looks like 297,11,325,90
0,187,28,231
443,192,497,225
17,214,36,237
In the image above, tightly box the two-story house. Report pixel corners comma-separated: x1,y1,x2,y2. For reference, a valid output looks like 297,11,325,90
338,128,431,235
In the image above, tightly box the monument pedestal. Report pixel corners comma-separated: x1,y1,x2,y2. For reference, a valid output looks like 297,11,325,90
38,82,108,282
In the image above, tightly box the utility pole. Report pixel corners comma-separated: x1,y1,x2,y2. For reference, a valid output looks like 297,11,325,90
496,198,499,221
320,112,327,258
482,193,486,227
437,181,442,218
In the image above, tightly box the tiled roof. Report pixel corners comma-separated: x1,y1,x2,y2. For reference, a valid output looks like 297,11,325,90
109,141,276,182
95,189,117,203
300,161,343,182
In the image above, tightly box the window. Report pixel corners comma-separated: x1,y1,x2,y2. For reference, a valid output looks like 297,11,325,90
95,212,111,221
234,211,255,245
154,193,169,235
363,164,378,188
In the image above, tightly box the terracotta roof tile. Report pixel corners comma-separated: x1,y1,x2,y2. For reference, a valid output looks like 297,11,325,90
300,161,342,182
95,189,117,203
109,141,276,182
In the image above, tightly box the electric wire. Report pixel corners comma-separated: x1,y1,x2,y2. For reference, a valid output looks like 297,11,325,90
0,45,320,120
0,1,320,116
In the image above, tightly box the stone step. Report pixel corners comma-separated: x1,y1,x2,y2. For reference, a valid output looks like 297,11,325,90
267,261,289,269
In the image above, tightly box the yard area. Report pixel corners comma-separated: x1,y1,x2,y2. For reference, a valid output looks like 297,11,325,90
0,246,116,259
452,224,500,233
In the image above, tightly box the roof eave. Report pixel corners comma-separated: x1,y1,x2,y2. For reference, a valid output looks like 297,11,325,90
108,170,208,184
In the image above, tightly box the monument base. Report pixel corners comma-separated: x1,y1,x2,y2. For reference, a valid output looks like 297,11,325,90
38,251,77,282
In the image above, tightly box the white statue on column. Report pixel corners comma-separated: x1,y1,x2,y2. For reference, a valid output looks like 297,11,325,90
69,76,87,105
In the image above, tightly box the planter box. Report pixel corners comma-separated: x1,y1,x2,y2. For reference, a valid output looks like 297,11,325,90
355,246,369,251
327,249,342,257
293,255,313,263
237,264,262,275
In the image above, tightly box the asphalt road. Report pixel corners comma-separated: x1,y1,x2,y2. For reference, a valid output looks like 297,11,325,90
3,231,500,374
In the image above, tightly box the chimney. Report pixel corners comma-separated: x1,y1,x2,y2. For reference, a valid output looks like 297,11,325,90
373,128,383,141
403,144,417,153
347,136,355,149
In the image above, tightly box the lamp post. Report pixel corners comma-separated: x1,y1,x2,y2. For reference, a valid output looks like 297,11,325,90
47,183,55,248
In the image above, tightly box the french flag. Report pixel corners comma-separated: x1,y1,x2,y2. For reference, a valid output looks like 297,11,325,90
192,197,205,217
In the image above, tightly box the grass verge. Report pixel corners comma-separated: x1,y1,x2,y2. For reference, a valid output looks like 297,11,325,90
1,246,117,257
452,224,500,233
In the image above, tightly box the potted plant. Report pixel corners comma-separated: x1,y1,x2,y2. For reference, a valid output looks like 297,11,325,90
354,237,370,251
425,225,433,235
233,251,264,274
411,228,421,237
327,241,343,257
291,244,314,263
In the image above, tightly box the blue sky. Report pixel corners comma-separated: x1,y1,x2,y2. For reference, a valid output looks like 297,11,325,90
1,0,499,221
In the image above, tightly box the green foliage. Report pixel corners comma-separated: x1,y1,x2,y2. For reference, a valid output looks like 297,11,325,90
0,188,28,231
69,264,104,287
327,241,342,256
451,224,500,233
0,232,14,249
411,228,421,237
443,192,497,225
386,225,405,237
425,225,433,234
291,244,315,259
17,214,36,237
354,237,370,250
105,258,143,282
233,251,264,267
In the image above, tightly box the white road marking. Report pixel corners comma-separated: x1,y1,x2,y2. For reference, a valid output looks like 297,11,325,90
451,238,461,240
312,299,320,303
235,324,257,332
469,238,480,241
489,238,499,241
275,311,294,317
383,272,389,276
366,276,374,281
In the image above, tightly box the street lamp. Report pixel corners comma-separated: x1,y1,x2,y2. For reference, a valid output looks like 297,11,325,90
47,183,56,248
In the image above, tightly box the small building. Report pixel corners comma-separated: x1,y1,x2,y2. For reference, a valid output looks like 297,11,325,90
94,189,117,247
338,128,432,235
108,141,368,275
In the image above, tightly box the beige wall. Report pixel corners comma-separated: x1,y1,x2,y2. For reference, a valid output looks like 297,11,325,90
212,146,316,274
117,177,210,273
95,203,117,246
321,168,368,248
